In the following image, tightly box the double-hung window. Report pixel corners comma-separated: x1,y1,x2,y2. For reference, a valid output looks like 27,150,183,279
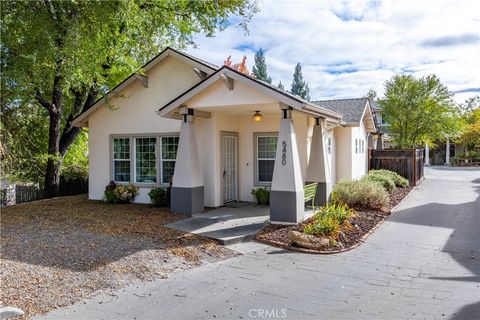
255,134,278,185
327,137,332,155
361,140,365,153
355,139,359,154
113,137,131,182
161,136,179,184
135,137,157,183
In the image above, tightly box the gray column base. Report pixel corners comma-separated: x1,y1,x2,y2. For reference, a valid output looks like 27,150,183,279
171,186,204,217
305,181,331,207
270,190,304,224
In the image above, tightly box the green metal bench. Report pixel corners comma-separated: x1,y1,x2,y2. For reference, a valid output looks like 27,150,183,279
304,182,318,208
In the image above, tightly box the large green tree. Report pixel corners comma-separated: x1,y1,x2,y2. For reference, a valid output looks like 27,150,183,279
290,63,310,100
1,0,257,197
252,48,271,83
378,74,461,148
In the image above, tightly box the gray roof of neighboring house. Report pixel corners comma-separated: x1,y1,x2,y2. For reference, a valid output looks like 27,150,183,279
312,98,369,124
370,100,382,112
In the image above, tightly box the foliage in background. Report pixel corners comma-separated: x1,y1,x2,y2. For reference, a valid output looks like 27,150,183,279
148,187,169,207
378,74,461,148
1,0,258,197
224,55,252,75
251,187,270,205
332,179,389,210
277,81,285,90
290,63,310,101
456,96,480,148
252,48,272,83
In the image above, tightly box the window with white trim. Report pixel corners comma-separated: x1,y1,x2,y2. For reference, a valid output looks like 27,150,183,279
161,136,179,184
361,139,365,153
327,138,332,155
135,137,157,183
355,139,358,154
113,137,131,182
256,134,278,184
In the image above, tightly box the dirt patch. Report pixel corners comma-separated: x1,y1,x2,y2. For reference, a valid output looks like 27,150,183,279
255,187,414,254
1,195,237,319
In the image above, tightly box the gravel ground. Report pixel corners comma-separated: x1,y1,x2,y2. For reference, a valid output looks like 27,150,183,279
0,195,237,319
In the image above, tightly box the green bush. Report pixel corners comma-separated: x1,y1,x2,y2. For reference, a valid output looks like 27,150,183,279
104,181,117,203
251,187,270,205
369,169,408,188
148,187,169,207
362,173,396,192
314,203,354,224
332,179,389,210
304,215,339,237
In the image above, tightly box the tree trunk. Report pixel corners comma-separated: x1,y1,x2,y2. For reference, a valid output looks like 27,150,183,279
43,158,63,198
43,110,63,198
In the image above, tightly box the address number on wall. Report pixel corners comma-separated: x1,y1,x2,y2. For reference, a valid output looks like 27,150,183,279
281,140,287,165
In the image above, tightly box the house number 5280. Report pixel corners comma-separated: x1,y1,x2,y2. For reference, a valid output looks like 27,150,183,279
281,140,287,165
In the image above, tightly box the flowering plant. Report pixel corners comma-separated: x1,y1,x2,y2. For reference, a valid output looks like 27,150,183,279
112,184,139,203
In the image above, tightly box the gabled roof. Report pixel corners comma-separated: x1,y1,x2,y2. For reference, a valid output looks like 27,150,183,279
71,47,217,127
312,98,369,125
157,66,343,122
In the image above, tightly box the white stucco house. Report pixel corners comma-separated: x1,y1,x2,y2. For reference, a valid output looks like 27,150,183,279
72,47,376,224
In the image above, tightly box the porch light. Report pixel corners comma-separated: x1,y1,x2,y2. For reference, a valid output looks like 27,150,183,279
252,110,263,122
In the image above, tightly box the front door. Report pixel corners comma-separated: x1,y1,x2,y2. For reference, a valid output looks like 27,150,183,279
222,133,238,203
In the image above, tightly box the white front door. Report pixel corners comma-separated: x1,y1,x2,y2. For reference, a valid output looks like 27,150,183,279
222,134,238,203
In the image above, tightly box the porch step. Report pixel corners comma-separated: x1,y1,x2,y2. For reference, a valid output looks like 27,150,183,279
165,205,269,246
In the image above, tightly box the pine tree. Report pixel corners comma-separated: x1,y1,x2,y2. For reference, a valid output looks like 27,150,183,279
252,48,272,83
277,81,284,90
290,63,310,100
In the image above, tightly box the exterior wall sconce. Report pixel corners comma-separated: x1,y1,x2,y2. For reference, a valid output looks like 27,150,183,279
252,110,263,122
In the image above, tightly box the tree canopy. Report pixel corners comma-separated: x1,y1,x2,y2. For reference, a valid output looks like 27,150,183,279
290,63,310,101
1,0,257,196
252,48,272,83
456,96,480,148
378,74,461,148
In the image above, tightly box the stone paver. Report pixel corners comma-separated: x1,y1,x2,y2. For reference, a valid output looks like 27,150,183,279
39,167,480,320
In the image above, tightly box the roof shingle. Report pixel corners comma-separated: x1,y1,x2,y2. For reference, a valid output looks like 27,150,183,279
312,98,369,124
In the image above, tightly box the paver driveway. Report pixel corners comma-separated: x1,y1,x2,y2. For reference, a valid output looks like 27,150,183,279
39,167,480,320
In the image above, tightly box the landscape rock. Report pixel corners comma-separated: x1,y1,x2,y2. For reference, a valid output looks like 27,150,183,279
287,231,329,250
0,306,24,320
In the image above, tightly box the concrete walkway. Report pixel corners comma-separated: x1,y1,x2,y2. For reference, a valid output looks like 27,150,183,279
165,205,270,245
39,167,480,320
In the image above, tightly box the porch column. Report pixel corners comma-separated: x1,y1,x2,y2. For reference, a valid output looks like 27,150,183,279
424,144,430,166
306,118,331,206
376,133,384,150
445,138,450,165
270,108,304,224
171,110,204,216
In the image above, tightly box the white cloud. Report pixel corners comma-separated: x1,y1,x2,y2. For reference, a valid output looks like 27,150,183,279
187,0,480,102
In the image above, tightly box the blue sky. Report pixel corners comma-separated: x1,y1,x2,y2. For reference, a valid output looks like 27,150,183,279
187,0,479,102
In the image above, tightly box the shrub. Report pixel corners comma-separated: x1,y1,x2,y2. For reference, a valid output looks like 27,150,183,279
369,169,408,188
362,173,396,192
304,215,340,237
251,187,270,205
314,203,354,224
332,179,389,210
113,184,139,203
148,187,169,207
104,181,117,203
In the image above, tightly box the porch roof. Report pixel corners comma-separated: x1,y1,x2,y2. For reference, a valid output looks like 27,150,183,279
157,66,344,123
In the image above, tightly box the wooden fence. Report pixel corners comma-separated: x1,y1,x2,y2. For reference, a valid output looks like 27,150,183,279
369,149,424,186
1,177,88,206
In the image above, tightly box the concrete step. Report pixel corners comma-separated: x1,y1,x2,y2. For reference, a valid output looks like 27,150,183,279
165,205,269,246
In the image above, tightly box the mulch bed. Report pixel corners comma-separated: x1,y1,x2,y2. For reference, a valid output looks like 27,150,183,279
1,195,237,319
255,186,414,254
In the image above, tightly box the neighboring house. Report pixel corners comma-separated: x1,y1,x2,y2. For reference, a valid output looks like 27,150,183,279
370,101,394,149
72,47,376,224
